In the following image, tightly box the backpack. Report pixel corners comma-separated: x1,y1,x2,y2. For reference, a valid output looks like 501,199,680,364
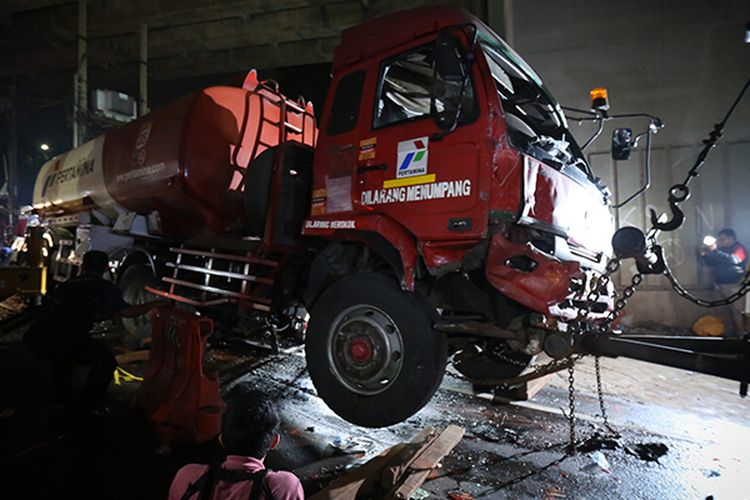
180,465,276,500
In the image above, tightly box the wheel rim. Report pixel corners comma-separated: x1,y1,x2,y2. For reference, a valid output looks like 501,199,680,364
326,304,404,396
120,267,154,338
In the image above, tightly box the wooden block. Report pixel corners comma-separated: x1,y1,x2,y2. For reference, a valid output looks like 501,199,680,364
525,373,554,400
381,426,436,488
389,425,465,500
309,444,406,500
311,426,464,500
409,425,464,470
392,469,431,500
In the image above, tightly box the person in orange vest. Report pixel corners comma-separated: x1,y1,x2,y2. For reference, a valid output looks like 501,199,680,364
701,228,749,336
169,384,304,500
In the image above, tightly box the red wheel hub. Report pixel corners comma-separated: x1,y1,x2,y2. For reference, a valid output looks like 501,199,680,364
350,337,373,363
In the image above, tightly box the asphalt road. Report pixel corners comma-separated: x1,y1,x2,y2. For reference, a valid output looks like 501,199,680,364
1,319,748,499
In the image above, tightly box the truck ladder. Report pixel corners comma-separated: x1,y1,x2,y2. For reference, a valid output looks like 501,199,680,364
146,245,281,312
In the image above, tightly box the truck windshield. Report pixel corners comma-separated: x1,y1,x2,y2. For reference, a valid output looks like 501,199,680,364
479,34,593,180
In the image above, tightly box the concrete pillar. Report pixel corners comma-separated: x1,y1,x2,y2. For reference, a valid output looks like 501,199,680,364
74,0,87,146
487,0,514,46
139,23,149,117
6,81,18,227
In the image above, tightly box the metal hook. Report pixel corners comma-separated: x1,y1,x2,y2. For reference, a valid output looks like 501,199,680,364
649,184,690,232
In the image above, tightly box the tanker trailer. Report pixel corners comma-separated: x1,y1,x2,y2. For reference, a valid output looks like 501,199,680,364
32,70,317,338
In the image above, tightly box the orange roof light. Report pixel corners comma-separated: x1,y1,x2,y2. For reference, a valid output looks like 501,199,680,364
590,87,609,111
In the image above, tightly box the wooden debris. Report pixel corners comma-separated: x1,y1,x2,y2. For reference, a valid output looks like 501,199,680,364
381,427,436,488
309,444,408,500
389,425,464,500
0,294,26,322
310,425,465,500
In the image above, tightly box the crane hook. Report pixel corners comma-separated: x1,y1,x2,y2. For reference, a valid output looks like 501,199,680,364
649,183,690,232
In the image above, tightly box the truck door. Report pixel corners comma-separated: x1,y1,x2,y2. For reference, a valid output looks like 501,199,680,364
354,39,488,241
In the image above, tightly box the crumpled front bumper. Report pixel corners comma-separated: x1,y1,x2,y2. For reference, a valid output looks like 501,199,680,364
485,233,614,322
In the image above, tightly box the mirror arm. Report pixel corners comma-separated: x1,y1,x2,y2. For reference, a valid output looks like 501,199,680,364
612,126,653,209
580,115,605,151
561,105,599,118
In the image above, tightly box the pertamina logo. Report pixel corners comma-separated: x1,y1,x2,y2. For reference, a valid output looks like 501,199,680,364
40,158,94,198
397,137,429,179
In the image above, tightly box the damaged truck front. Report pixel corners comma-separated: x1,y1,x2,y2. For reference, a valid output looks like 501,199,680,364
25,6,635,428
301,7,617,427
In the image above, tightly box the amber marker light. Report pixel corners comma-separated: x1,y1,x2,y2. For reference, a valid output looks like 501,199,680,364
590,87,610,111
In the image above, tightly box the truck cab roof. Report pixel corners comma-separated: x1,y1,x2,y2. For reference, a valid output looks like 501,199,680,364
333,6,477,72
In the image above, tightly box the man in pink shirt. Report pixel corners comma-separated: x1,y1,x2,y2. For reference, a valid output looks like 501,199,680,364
168,385,304,500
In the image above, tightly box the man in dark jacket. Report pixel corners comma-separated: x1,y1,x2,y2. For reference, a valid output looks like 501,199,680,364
24,250,165,414
701,228,748,336
702,228,748,284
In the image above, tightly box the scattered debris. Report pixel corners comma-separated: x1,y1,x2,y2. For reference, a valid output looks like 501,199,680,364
625,443,668,463
310,425,464,500
0,294,27,325
409,488,430,500
447,491,473,500
577,433,620,453
543,486,566,499
579,451,610,474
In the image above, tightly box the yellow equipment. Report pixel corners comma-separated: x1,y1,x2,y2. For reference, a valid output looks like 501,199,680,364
0,226,47,301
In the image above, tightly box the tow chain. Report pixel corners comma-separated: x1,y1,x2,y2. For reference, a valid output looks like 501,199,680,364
562,256,634,452
649,74,750,308
663,259,750,307
561,73,750,452
477,75,750,457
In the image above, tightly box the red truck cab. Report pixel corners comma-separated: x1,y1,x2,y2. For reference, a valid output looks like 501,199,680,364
304,6,613,318
301,6,615,426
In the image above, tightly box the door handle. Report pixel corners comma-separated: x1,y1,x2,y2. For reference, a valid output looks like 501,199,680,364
356,164,387,174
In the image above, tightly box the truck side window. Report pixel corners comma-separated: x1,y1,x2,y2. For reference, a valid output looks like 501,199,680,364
327,70,366,135
373,44,475,129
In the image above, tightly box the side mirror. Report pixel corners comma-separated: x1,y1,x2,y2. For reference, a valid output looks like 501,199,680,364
433,36,465,82
612,128,633,161
432,36,467,131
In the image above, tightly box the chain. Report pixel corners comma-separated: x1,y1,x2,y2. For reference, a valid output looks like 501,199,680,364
646,75,750,305
559,256,627,453
549,71,750,459
566,362,577,452
594,355,619,436
663,261,750,307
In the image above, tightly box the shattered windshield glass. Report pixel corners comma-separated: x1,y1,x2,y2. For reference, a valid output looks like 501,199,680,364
479,34,593,180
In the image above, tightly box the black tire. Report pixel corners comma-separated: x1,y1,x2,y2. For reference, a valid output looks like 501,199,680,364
305,273,447,428
453,343,533,382
118,263,157,342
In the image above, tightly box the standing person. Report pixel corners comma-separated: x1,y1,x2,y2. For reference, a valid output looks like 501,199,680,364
701,228,749,336
169,384,304,500
701,228,748,284
23,250,166,415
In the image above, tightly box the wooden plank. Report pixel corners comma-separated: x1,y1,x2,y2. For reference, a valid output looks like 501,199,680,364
309,444,407,500
392,469,431,500
409,425,464,470
310,425,464,500
381,427,437,488
389,425,465,500
525,373,555,400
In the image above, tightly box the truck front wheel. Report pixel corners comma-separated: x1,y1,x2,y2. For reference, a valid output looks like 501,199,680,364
306,274,447,428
